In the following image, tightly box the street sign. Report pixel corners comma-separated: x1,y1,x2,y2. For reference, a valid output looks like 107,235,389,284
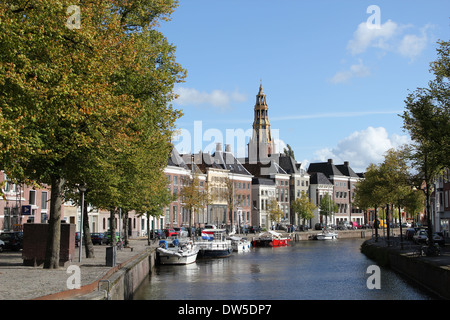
22,205,31,215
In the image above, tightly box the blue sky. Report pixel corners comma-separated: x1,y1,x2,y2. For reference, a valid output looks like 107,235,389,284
162,0,449,172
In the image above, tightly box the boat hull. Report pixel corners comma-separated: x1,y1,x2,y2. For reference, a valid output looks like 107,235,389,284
157,248,199,265
252,238,290,247
314,233,338,240
232,241,251,252
198,248,233,258
158,252,198,265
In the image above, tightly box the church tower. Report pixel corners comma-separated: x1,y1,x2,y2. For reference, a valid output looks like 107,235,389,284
248,82,275,162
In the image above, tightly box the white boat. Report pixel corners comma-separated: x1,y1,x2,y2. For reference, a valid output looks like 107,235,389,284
195,227,233,258
157,239,199,265
229,236,251,252
314,229,338,240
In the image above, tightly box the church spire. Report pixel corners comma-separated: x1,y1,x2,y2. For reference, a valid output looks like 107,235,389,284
248,82,275,162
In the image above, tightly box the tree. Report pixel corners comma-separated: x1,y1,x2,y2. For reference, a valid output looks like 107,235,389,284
403,189,425,223
180,174,211,231
283,144,295,159
267,199,283,227
318,194,338,226
291,191,316,227
0,1,185,268
401,40,449,254
354,163,385,240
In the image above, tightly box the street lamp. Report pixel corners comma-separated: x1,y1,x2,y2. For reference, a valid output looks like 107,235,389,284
78,185,87,263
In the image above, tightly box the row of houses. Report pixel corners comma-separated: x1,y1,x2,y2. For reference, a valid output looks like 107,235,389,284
1,84,448,238
156,144,365,232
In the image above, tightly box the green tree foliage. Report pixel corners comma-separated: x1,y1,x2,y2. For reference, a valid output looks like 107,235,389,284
0,1,185,268
318,193,338,225
290,191,316,226
267,199,283,226
401,40,449,251
180,174,211,229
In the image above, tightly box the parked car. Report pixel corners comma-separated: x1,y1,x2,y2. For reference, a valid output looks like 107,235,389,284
249,226,261,234
337,221,350,230
0,231,23,251
0,239,5,252
430,232,445,246
90,232,106,245
173,227,188,238
297,225,309,231
405,228,416,240
315,223,325,230
350,221,361,229
151,229,166,239
104,231,120,244
401,222,412,228
164,228,179,238
413,230,428,244
75,232,80,247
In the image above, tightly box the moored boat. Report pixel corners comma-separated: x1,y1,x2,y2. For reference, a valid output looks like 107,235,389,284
312,229,338,240
195,227,233,258
229,236,251,252
157,239,199,265
251,230,290,247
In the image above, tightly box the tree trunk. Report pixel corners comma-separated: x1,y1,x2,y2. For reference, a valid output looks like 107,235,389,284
109,208,117,247
44,175,65,269
374,205,378,242
146,213,151,246
83,199,95,258
123,210,129,247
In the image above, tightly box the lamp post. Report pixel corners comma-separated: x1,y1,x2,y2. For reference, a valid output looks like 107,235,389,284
78,186,87,263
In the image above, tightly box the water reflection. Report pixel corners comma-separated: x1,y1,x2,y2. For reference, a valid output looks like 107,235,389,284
134,239,435,300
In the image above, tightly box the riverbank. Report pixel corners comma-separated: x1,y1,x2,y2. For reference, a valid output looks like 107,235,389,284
360,237,450,299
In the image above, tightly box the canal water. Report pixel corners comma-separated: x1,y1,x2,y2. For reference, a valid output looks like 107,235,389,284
133,238,435,300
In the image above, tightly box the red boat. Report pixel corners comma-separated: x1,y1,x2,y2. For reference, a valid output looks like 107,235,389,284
251,231,290,247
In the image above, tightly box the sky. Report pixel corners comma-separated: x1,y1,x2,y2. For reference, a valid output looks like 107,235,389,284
160,0,450,173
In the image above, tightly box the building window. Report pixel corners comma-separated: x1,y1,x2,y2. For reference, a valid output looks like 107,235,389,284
29,190,36,205
173,206,177,223
41,192,48,210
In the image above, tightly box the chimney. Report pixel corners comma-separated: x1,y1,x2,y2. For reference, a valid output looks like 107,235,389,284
216,142,222,152
327,159,333,164
225,144,231,152
344,161,349,166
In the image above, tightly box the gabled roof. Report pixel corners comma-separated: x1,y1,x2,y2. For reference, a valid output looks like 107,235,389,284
277,154,309,176
307,159,344,178
278,155,299,174
309,172,332,185
335,163,360,178
168,147,188,169
212,150,252,176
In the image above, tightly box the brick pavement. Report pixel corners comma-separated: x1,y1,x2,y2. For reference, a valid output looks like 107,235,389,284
0,238,154,300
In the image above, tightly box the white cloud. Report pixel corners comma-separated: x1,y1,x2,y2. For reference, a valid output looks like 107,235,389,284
329,59,371,84
312,126,410,172
347,20,399,55
346,20,431,61
173,87,247,112
397,25,430,61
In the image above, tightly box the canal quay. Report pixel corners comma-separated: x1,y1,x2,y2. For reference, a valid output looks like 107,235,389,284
0,229,448,300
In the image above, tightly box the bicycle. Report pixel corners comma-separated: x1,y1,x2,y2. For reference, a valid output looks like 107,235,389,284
116,239,123,250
